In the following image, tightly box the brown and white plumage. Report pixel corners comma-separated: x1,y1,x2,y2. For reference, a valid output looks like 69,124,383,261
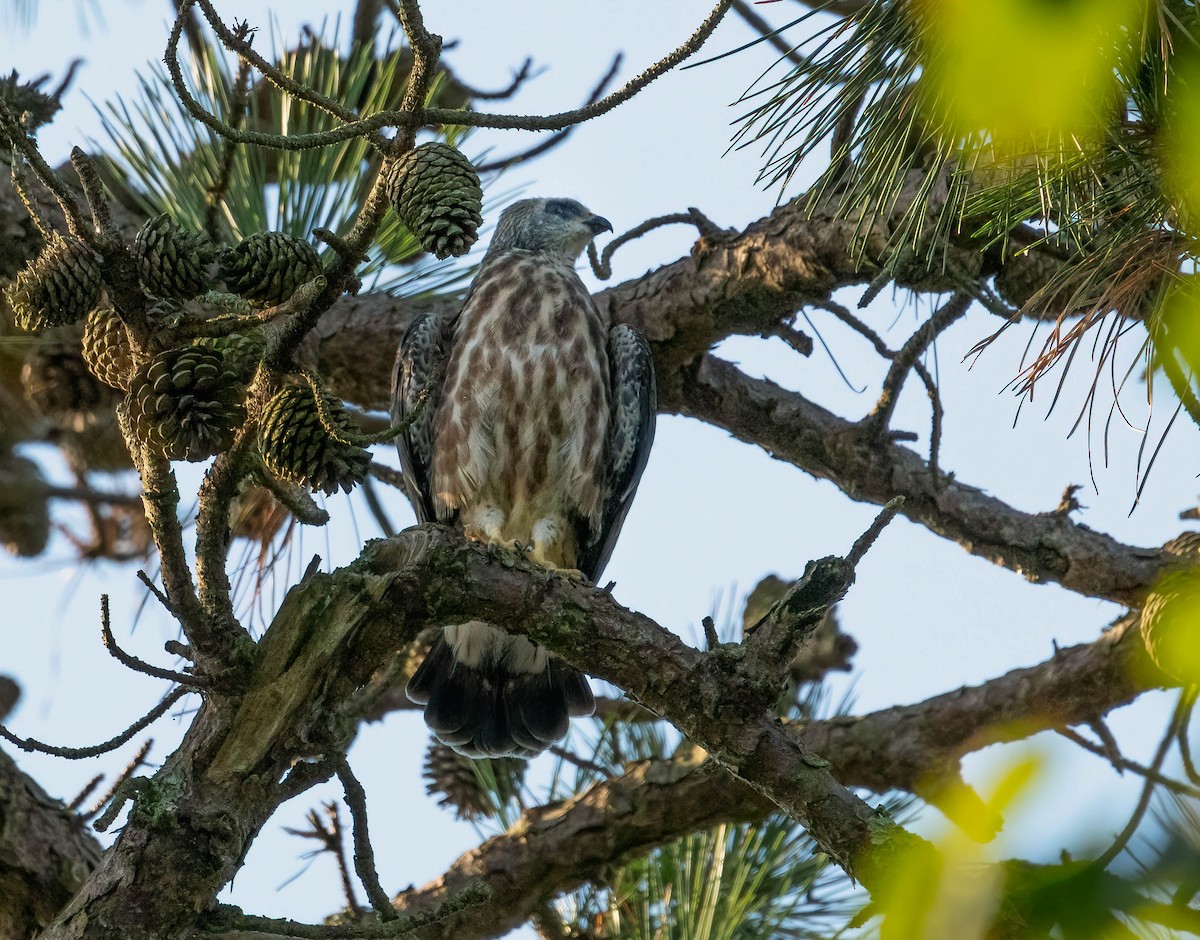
392,197,656,757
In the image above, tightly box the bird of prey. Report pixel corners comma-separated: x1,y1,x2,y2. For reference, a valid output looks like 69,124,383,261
391,196,656,758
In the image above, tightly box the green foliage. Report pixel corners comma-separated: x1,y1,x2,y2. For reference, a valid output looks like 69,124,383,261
92,21,475,297
734,0,1200,429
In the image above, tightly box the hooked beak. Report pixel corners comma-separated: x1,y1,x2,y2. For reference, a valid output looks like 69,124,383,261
585,215,613,235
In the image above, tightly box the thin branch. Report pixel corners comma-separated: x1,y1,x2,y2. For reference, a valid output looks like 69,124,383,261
101,596,209,687
335,757,396,921
588,209,722,281
0,99,87,237
189,0,363,126
1057,727,1200,799
165,1,733,150
423,0,734,132
285,804,361,920
68,147,116,238
82,738,155,823
369,461,407,493
476,55,622,174
0,687,189,759
1092,689,1192,869
846,497,905,566
864,292,970,435
137,569,176,614
731,0,810,69
452,57,538,101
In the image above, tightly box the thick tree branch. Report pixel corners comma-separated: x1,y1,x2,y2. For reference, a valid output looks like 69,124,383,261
358,609,1164,940
0,749,102,938
678,355,1165,607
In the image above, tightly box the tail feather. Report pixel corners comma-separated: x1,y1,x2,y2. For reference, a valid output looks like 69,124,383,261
406,628,594,758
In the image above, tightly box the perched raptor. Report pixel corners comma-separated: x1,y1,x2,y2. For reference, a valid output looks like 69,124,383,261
392,197,656,758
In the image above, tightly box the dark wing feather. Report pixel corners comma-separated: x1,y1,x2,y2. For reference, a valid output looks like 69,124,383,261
577,323,657,581
391,313,455,524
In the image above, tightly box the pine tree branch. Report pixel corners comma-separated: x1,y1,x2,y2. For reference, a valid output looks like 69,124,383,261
0,749,103,939
677,355,1166,607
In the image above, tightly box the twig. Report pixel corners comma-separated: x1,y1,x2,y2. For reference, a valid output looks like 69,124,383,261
846,497,905,567
731,0,810,69
368,462,407,493
255,463,331,527
92,776,149,832
423,0,734,132
864,292,970,435
453,57,538,101
83,738,155,822
588,209,723,280
166,1,732,150
1057,727,1200,798
702,615,720,650
137,569,176,614
772,322,814,357
911,358,944,484
286,804,361,920
476,54,622,174
1092,689,1193,869
359,477,395,537
0,99,88,237
548,745,612,779
101,595,209,686
68,147,116,237
336,757,396,921
67,774,105,813
0,687,189,759
9,159,53,240
191,0,363,126
277,757,338,804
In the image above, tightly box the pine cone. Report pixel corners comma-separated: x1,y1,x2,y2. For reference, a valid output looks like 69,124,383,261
1141,567,1200,685
133,214,215,300
193,330,267,382
258,384,370,495
0,452,50,558
82,305,135,390
5,234,102,331
422,740,526,820
22,331,114,425
219,232,323,305
385,142,482,259
127,346,245,461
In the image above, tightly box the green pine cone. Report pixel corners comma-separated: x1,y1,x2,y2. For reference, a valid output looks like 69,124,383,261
133,214,215,300
0,452,50,558
385,142,483,259
127,346,245,461
422,740,526,821
81,306,135,391
5,234,102,331
22,331,114,424
219,232,323,305
192,330,267,382
258,384,370,495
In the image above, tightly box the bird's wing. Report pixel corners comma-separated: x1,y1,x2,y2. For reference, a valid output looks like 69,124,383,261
391,313,455,524
578,323,657,581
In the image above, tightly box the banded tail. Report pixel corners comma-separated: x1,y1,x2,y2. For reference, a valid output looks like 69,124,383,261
407,622,595,758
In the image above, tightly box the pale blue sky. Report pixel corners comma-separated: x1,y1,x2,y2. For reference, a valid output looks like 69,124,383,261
0,1,1192,933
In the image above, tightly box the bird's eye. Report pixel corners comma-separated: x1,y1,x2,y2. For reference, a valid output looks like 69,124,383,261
544,199,578,219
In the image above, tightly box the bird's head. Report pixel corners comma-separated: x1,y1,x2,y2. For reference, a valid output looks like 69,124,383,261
486,197,613,261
